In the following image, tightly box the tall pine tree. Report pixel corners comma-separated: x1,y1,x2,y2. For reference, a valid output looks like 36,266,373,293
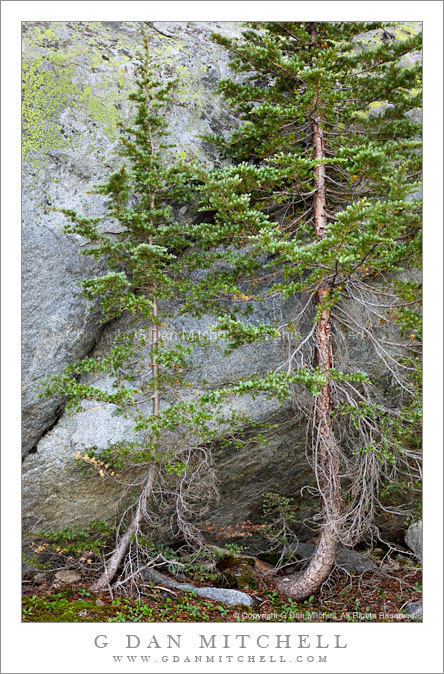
191,22,422,599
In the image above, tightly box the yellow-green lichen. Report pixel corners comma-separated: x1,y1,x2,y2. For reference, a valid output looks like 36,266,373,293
22,24,138,166
24,25,59,48
84,88,120,139
22,20,214,170
352,110,369,121
89,53,103,69
354,22,421,50
391,23,419,39
148,40,206,113
22,56,74,166
175,64,205,111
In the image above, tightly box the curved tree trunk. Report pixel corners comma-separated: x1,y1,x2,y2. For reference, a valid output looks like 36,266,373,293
90,299,158,593
277,291,341,599
91,245,160,592
90,464,156,592
277,59,342,599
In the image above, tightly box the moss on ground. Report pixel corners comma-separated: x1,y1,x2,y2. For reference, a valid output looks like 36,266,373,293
22,564,422,623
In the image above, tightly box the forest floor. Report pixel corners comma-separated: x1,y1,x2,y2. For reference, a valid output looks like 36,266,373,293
22,564,422,623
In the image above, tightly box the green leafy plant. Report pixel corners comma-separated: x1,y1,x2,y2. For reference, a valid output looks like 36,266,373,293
25,521,114,571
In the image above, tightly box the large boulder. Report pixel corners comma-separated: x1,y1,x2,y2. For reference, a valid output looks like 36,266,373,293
21,278,412,541
22,22,421,548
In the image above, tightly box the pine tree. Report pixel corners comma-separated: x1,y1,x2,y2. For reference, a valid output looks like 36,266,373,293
41,34,227,592
191,22,422,599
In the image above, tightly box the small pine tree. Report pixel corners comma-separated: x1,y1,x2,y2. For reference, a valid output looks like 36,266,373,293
41,34,229,592
190,22,422,599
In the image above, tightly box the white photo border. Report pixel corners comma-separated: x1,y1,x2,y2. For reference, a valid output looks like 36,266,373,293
1,2,442,673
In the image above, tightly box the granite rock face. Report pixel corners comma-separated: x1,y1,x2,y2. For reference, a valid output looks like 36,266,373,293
22,22,421,545
22,209,104,457
21,21,315,536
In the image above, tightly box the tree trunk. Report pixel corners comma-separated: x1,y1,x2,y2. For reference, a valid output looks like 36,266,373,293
90,464,156,592
91,252,160,592
277,85,342,599
91,59,162,593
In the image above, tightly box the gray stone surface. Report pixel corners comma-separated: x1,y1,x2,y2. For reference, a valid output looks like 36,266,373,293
183,586,255,607
403,600,423,620
335,547,378,573
22,213,104,457
293,543,378,573
22,391,140,531
33,573,47,585
405,521,423,562
141,567,255,607
54,569,82,583
21,297,315,533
